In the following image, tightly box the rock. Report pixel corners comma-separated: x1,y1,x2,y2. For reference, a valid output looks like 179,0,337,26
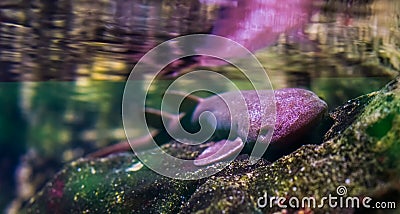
185,76,400,213
24,152,200,213
24,76,400,213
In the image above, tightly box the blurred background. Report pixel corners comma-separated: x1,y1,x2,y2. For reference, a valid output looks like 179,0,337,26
0,0,399,212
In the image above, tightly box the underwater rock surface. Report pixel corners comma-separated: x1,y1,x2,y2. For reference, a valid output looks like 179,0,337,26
25,77,400,213
24,152,201,213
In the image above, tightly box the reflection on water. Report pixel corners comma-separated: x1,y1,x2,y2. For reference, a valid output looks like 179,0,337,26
195,0,315,67
0,0,398,81
0,0,215,81
0,0,400,212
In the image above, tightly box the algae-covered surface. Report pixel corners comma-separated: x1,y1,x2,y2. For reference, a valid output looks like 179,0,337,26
24,76,400,213
25,153,200,213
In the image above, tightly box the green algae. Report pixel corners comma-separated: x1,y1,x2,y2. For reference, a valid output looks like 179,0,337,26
25,153,200,213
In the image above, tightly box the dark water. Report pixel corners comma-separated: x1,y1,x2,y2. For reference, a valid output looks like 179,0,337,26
0,0,399,212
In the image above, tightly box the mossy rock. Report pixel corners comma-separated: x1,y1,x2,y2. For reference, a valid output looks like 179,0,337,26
24,153,200,213
24,76,400,213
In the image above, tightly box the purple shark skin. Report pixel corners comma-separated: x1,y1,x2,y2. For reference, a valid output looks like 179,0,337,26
273,88,327,144
89,88,327,166
192,90,276,144
192,88,327,166
197,0,315,67
192,88,327,146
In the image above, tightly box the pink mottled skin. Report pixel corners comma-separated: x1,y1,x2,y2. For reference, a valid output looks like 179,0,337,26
89,88,327,166
273,88,328,144
192,88,327,145
191,88,327,165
